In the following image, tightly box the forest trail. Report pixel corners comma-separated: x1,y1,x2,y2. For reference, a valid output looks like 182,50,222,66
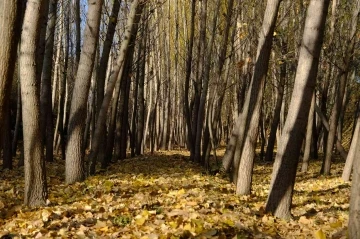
0,151,350,238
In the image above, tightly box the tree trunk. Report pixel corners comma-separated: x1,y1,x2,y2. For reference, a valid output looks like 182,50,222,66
20,0,48,207
301,92,315,172
65,0,104,184
322,0,359,175
0,0,21,138
265,0,330,219
349,113,360,238
235,0,281,195
96,0,121,164
194,0,221,164
89,0,144,173
314,104,347,159
40,0,57,163
183,0,196,160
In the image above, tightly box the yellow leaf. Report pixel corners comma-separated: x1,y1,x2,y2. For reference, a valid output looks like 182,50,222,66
183,223,192,231
330,221,342,228
177,189,185,195
314,229,326,239
169,221,178,229
223,219,235,227
135,216,146,226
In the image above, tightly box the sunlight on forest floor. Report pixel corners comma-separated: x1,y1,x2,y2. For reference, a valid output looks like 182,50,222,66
0,150,350,238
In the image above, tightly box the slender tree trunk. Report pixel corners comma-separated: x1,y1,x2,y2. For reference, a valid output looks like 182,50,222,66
89,0,144,172
12,82,22,156
183,0,196,159
265,38,286,162
322,0,359,175
65,0,104,184
349,112,360,238
136,15,147,155
40,0,57,163
314,104,347,159
73,0,81,68
96,0,121,164
20,0,48,207
265,0,330,219
302,92,315,172
342,114,360,182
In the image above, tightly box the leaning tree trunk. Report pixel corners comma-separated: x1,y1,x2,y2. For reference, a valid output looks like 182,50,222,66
265,0,330,219
342,114,360,182
65,0,104,184
20,0,49,207
88,0,144,173
235,0,281,195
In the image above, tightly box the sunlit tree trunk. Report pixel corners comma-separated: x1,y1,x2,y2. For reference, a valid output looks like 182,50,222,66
65,0,104,184
20,0,48,207
265,0,330,219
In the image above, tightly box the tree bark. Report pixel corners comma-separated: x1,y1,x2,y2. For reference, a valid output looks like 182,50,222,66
265,0,330,219
20,0,48,207
0,0,21,138
65,0,104,184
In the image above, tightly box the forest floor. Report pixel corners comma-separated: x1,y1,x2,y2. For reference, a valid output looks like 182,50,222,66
0,149,351,238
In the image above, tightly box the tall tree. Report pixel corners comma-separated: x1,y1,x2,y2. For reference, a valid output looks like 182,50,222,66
265,0,330,219
65,0,104,184
349,115,360,238
20,0,49,206
0,1,21,138
235,0,281,194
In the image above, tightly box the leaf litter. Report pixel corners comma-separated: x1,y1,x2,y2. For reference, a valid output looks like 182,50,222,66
0,150,350,238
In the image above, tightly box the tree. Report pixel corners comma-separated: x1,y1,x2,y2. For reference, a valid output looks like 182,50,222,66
265,0,330,219
65,0,104,184
40,0,57,163
322,0,360,175
88,0,145,173
0,1,21,140
235,0,281,195
20,0,49,207
349,117,360,238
